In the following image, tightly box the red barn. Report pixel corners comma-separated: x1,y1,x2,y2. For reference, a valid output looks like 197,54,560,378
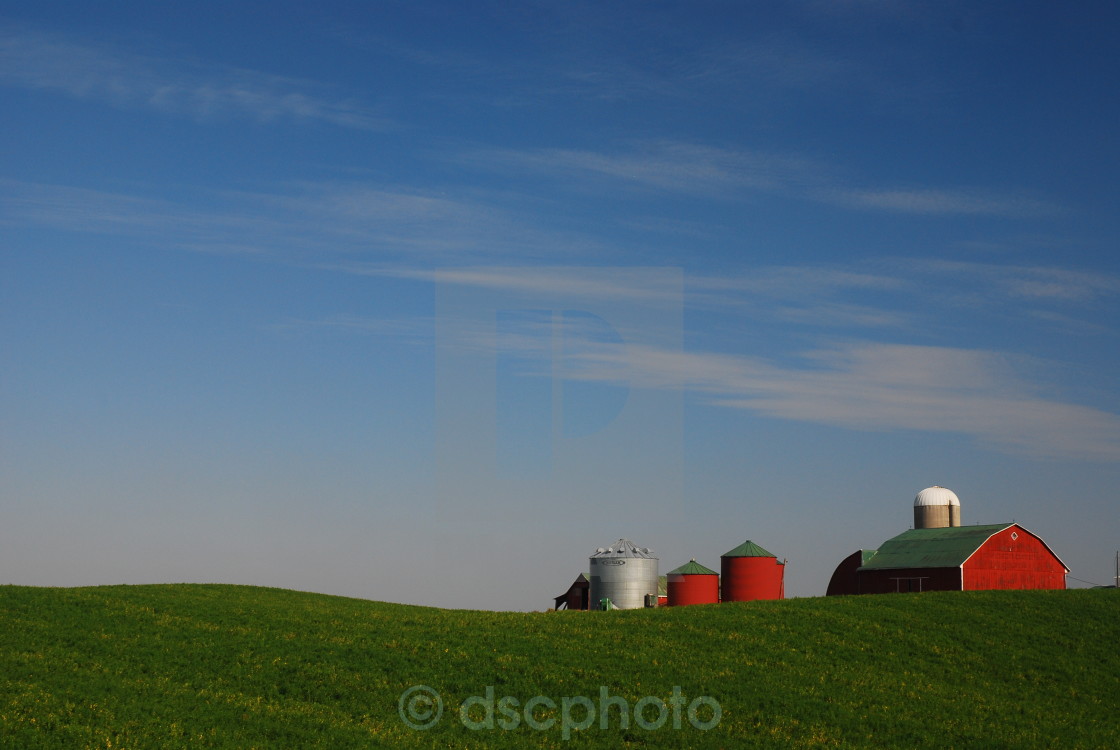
827,523,1068,595
825,550,877,597
553,573,590,610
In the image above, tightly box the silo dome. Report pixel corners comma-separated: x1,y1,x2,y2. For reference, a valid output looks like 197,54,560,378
914,486,960,507
913,486,961,529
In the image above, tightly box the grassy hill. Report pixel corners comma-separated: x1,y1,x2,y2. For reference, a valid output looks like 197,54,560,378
1,585,1117,748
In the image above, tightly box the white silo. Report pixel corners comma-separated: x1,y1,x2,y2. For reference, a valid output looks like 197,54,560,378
914,486,961,529
588,539,659,610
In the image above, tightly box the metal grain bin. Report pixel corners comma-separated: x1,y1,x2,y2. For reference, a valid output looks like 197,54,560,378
588,539,659,610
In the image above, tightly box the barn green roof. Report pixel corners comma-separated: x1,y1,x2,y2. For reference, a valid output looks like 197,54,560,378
858,524,1013,571
721,540,777,558
667,560,718,576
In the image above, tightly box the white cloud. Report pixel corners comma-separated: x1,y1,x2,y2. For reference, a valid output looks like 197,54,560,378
825,187,1064,218
465,141,820,196
401,260,1117,459
772,301,909,329
909,259,1120,303
270,314,434,339
0,26,387,129
683,266,912,328
577,340,1120,461
11,171,1099,458
408,261,1120,460
363,259,1117,340
434,266,683,306
0,179,278,241
689,266,906,296
463,141,1062,219
0,179,595,263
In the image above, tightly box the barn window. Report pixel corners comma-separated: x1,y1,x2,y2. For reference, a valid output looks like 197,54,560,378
1010,532,1019,541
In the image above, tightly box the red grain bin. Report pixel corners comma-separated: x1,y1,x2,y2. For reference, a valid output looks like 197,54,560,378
720,540,785,602
666,559,719,606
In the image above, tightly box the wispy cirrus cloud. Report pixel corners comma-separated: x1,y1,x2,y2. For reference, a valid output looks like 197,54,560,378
0,26,387,129
0,179,281,249
5,175,1109,345
463,141,821,196
690,260,1118,334
338,264,909,335
270,314,434,340
421,280,1120,460
243,260,1120,460
907,259,1120,303
689,266,906,297
692,343,1120,461
0,178,600,262
543,332,1120,461
352,259,1117,340
408,264,1120,459
462,140,1063,218
395,266,682,306
824,186,1064,218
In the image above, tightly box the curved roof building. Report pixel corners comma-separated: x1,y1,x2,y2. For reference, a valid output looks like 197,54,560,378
828,523,1068,594
828,487,1067,595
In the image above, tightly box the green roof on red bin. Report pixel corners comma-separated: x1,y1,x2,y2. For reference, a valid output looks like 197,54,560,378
721,540,776,558
667,559,718,576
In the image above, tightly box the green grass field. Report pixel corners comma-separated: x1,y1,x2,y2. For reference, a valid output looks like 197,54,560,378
1,584,1117,748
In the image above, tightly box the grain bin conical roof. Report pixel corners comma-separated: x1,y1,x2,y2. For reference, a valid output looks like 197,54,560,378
721,540,776,558
667,559,718,576
590,538,656,559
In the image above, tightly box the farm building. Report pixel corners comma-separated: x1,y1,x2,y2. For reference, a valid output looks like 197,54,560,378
553,573,589,610
827,487,1068,595
554,535,790,609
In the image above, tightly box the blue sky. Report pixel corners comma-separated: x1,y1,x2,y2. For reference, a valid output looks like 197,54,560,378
2,1,1118,609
